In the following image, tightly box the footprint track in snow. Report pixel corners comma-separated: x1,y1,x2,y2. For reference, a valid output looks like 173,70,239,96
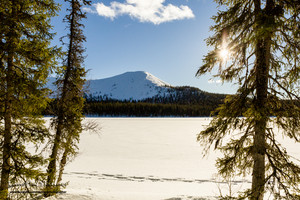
64,172,250,185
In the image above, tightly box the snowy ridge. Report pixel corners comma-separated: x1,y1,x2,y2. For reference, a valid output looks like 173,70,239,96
144,71,170,87
86,71,171,101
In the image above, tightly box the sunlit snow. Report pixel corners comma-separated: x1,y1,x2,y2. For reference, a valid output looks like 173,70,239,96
44,118,228,200
86,71,171,100
45,118,299,200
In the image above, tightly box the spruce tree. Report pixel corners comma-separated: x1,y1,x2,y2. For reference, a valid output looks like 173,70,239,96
197,0,299,199
44,0,91,196
0,0,60,199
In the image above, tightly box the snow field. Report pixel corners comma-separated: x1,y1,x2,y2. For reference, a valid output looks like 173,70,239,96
46,118,299,200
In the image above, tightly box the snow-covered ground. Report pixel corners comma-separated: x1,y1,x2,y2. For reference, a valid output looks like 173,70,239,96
45,118,299,200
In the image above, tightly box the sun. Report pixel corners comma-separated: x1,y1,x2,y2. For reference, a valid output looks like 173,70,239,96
219,48,230,62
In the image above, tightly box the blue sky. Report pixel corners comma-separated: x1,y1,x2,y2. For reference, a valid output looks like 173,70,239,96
51,0,237,94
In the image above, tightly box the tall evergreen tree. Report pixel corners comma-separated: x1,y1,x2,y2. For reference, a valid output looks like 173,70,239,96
196,0,299,199
0,0,60,199
44,0,91,196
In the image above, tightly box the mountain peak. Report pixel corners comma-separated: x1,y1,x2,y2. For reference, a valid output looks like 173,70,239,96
86,71,171,100
115,71,170,87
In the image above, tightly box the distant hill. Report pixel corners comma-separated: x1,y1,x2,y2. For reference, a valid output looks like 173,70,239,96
85,71,172,101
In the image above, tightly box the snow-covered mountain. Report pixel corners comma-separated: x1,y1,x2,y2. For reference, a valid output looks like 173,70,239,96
86,71,171,100
47,71,173,101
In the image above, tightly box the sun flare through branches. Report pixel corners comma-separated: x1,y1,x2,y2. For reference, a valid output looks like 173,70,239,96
219,47,230,63
218,41,231,63
218,32,231,64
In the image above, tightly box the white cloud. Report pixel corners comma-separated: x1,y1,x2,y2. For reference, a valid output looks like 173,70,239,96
82,6,97,14
95,3,117,19
87,0,195,24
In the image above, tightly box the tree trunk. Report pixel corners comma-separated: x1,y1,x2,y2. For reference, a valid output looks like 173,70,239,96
252,116,267,200
251,38,269,199
56,136,72,186
44,122,63,197
0,54,13,200
56,149,67,187
0,7,16,195
251,1,274,199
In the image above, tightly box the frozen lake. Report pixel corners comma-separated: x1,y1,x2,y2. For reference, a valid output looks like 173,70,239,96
46,118,299,200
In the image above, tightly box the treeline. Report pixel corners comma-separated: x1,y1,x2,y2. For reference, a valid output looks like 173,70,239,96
80,86,227,117
84,101,219,117
44,95,226,117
